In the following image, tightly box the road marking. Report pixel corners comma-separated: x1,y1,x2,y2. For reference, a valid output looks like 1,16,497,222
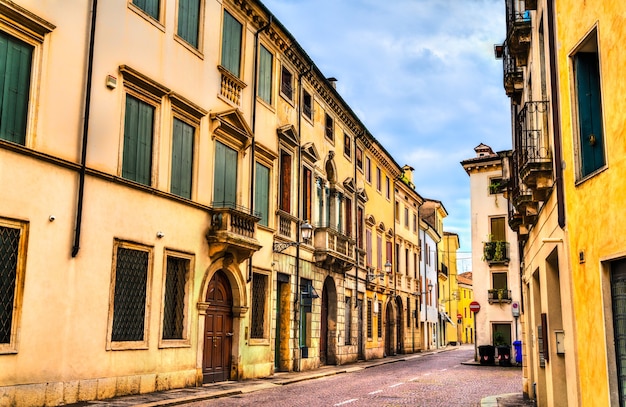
389,383,403,388
334,399,358,406
454,364,461,368
423,372,431,376
409,377,420,382
440,368,447,372
368,390,383,395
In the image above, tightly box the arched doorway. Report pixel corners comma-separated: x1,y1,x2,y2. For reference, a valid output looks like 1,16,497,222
385,301,396,356
320,277,337,365
395,296,403,354
203,270,233,383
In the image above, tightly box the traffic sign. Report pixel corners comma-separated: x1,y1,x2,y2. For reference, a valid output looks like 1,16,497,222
469,301,481,313
457,313,462,320
511,301,520,317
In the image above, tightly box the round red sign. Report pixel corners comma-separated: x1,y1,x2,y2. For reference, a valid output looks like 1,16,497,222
457,313,463,320
469,301,481,313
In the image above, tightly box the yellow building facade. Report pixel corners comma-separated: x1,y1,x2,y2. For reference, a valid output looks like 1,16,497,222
457,272,475,344
0,0,450,405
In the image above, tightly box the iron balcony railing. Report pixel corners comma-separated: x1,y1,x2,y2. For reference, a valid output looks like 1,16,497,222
517,101,551,170
488,289,513,304
483,241,510,264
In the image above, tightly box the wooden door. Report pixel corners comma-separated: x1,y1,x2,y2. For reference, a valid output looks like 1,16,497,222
203,271,233,383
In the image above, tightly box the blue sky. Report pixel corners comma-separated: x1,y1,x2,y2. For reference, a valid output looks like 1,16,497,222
261,0,511,272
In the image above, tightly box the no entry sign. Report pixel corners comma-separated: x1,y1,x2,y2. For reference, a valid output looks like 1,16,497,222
469,301,481,313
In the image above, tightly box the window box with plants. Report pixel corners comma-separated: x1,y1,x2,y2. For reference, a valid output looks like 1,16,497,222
483,240,510,264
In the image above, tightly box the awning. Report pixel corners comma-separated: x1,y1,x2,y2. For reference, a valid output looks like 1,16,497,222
440,311,455,325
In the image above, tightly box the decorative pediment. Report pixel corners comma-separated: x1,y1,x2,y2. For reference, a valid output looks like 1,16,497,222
210,108,253,151
277,124,299,148
301,142,320,163
255,141,278,161
386,228,394,239
365,214,376,227
343,177,355,193
377,222,385,233
357,188,368,203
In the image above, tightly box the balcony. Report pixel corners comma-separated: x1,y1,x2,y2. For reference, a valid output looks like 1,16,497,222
517,101,553,200
206,203,261,262
525,0,537,10
483,241,510,265
313,223,356,273
488,289,512,304
506,2,531,66
496,43,523,104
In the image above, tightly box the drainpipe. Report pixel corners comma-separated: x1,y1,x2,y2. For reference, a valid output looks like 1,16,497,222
547,0,565,229
72,0,98,257
294,64,311,372
247,15,272,282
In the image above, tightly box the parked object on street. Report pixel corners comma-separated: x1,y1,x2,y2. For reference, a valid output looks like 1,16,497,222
479,345,496,365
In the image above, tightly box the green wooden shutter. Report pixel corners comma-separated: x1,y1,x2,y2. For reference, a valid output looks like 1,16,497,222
214,141,237,207
0,33,33,145
258,45,272,103
171,118,193,199
255,162,269,226
576,52,605,177
491,217,506,241
122,95,154,186
221,11,242,77
177,0,200,48
133,0,160,20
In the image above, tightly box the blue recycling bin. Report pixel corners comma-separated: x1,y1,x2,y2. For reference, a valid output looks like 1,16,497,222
513,340,522,364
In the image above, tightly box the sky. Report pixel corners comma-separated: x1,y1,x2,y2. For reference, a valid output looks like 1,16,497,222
261,0,512,273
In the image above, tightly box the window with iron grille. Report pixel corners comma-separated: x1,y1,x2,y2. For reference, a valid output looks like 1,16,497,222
162,255,189,340
345,297,351,345
110,243,151,347
251,272,267,339
407,300,411,328
0,221,27,352
377,301,383,338
367,299,372,338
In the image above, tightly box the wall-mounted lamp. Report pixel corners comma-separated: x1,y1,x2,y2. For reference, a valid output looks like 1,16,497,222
273,221,313,252
420,282,434,295
366,260,393,282
156,231,165,239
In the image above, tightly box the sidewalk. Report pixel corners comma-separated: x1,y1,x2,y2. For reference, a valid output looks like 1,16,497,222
65,346,532,406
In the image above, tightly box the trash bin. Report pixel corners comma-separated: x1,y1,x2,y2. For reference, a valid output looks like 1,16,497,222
478,345,495,365
513,340,522,364
497,345,511,366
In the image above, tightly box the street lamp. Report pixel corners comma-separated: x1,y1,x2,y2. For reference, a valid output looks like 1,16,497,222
273,221,313,252
366,260,393,282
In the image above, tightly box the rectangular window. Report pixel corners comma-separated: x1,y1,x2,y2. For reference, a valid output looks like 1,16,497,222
366,229,373,267
302,89,312,119
258,45,273,104
281,65,293,101
133,0,160,20
574,39,605,178
325,113,334,141
395,201,400,222
251,273,268,339
357,206,364,249
377,301,383,338
0,220,28,352
171,117,194,199
122,94,155,186
356,147,363,171
0,32,33,145
110,243,151,347
376,167,381,191
415,299,419,328
610,259,626,405
302,166,312,224
279,150,292,212
413,213,417,232
404,206,409,227
395,243,400,273
345,297,351,345
221,10,242,77
490,217,506,242
162,255,190,341
177,0,200,48
344,197,352,238
377,235,382,271
414,253,418,278
344,133,351,158
255,162,270,227
385,176,390,199
367,299,373,338
407,301,411,328
492,272,508,290
365,157,371,183
213,141,237,207
405,248,409,276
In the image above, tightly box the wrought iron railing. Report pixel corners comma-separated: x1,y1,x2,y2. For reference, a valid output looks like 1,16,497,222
483,241,510,264
517,101,551,169
488,289,512,303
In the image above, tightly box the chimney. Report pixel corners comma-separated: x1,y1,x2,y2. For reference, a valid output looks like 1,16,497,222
327,77,337,89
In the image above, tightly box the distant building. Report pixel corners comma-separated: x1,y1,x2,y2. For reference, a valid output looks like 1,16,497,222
457,272,474,344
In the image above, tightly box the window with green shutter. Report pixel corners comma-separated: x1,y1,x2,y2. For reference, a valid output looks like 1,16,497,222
255,162,270,226
575,48,605,178
171,118,194,199
0,32,33,145
221,10,242,77
177,0,200,48
258,45,273,104
213,141,237,208
133,0,160,21
122,94,154,186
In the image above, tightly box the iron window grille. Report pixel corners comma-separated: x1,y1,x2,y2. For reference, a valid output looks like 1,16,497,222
250,273,267,339
0,226,20,344
162,256,188,340
111,247,149,342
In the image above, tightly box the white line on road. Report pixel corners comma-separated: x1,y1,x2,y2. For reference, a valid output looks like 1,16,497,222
440,368,448,372
454,364,461,368
409,377,420,382
368,390,383,395
334,399,358,406
423,372,431,376
389,383,403,388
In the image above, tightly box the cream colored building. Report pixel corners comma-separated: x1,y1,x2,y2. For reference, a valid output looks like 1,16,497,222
461,144,521,358
0,0,443,405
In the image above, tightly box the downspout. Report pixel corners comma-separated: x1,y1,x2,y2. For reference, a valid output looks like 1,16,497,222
294,64,311,372
547,0,565,229
72,0,98,257
248,15,272,282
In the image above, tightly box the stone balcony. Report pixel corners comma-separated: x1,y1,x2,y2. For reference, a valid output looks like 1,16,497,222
206,203,261,262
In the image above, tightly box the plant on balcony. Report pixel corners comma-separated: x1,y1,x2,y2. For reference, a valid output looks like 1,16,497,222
483,240,508,263
488,179,502,195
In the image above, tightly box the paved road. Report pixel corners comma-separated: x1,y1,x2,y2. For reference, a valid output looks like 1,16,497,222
185,345,522,407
